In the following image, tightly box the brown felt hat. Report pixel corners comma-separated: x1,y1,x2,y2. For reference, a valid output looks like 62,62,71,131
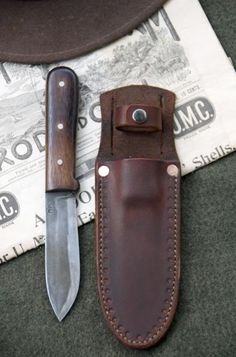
1,0,168,64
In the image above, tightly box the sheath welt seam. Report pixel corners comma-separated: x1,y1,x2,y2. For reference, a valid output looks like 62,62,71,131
98,173,179,346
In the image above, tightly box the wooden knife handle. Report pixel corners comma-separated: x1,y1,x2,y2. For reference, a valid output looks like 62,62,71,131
46,67,79,192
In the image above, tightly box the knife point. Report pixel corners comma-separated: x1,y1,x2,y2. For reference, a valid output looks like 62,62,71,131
55,312,65,322
51,302,69,322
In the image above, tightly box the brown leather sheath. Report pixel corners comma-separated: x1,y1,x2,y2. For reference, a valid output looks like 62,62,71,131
95,85,181,349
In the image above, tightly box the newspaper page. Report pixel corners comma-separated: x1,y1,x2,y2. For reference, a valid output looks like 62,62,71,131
0,0,236,264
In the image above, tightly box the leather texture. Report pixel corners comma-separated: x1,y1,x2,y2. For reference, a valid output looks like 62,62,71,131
95,85,181,349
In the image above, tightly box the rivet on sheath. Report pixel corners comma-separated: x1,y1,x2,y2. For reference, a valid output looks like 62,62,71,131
57,159,63,166
98,165,110,177
132,109,147,124
57,123,64,130
167,164,179,177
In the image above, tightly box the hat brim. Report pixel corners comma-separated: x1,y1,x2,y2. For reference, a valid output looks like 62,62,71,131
0,0,168,64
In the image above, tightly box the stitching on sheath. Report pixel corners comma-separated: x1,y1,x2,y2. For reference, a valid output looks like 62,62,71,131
98,174,178,345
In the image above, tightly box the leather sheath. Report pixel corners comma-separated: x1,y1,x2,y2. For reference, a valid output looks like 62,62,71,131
95,85,181,349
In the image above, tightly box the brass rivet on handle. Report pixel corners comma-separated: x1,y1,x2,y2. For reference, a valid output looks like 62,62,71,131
98,165,110,177
59,80,65,87
167,164,179,177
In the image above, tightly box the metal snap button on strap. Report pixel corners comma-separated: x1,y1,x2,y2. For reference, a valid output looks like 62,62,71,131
132,109,147,124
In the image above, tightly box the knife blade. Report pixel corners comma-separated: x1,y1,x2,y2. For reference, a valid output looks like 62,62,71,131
45,66,80,321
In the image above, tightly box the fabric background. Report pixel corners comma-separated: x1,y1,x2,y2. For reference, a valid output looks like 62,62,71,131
0,0,236,356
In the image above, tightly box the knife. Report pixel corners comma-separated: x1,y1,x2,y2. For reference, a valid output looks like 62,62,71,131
45,66,80,321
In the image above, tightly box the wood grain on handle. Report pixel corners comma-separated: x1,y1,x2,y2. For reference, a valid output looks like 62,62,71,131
46,67,79,192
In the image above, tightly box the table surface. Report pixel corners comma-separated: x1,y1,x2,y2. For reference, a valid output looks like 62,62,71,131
1,1,236,356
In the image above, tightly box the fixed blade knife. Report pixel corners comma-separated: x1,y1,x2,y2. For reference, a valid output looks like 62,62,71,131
45,66,80,321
